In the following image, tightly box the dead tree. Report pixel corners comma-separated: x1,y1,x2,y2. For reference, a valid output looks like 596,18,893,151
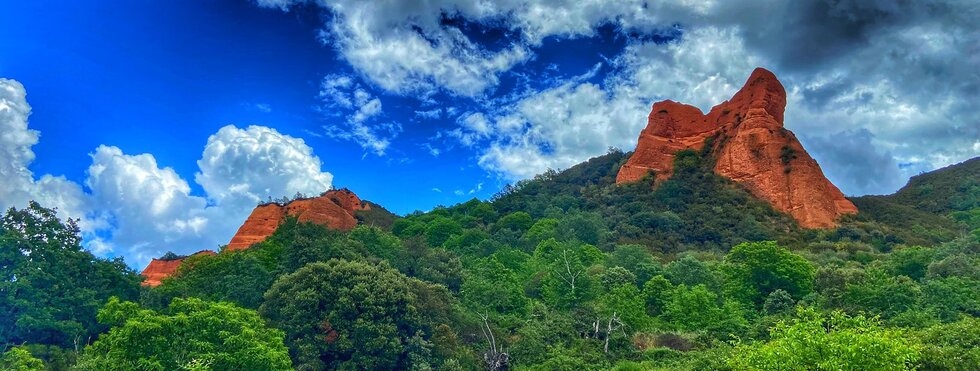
555,249,583,294
479,313,508,371
603,312,625,353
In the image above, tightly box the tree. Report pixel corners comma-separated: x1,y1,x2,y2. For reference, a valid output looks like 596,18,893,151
0,347,44,371
642,275,673,316
460,256,528,317
729,308,919,370
762,289,795,315
597,283,649,332
522,218,559,248
271,219,364,275
348,225,402,262
493,211,533,233
607,244,662,286
915,317,980,370
663,284,724,332
0,201,141,348
152,250,274,309
260,260,427,370
74,297,291,370
664,255,719,291
886,246,935,280
534,239,599,308
843,268,921,318
425,218,463,248
723,241,815,306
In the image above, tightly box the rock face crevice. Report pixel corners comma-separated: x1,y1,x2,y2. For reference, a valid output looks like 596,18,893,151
616,68,857,228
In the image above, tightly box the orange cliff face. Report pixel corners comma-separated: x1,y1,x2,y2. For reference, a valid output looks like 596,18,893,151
225,189,368,251
616,68,857,228
140,250,216,287
141,189,370,286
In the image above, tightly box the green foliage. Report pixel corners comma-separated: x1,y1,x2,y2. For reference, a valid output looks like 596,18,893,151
1,347,44,371
13,152,976,369
921,276,980,321
915,317,980,370
661,283,748,339
607,244,662,286
460,256,528,317
152,250,274,309
729,308,919,370
665,255,719,290
494,211,533,233
723,241,815,306
598,283,650,330
75,297,291,370
885,246,934,280
260,259,427,370
425,217,463,247
843,268,921,318
0,201,141,348
353,201,399,230
762,289,795,315
642,275,673,317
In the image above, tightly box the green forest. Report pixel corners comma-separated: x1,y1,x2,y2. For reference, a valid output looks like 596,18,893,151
3,152,978,370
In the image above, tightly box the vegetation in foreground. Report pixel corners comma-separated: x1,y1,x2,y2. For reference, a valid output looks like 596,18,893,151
2,151,978,370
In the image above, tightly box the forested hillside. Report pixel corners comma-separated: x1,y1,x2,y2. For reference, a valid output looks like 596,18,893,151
2,154,978,370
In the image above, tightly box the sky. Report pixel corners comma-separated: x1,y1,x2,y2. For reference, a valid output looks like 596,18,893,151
1,0,977,268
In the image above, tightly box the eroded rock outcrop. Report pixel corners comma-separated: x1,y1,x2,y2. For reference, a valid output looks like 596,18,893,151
140,250,216,287
617,68,857,228
141,189,371,285
225,189,368,251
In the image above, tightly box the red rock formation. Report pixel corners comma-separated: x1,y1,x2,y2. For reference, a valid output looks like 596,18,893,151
617,68,857,228
142,189,370,285
225,189,367,251
140,250,216,287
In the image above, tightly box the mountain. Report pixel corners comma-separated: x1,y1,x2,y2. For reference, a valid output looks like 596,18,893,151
227,189,368,251
858,157,979,214
617,68,856,228
140,189,394,286
849,157,979,244
140,250,216,287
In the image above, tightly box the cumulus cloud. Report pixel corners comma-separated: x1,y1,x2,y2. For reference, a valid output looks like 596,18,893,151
0,78,94,228
85,146,212,263
1,78,337,267
196,125,333,206
261,0,978,193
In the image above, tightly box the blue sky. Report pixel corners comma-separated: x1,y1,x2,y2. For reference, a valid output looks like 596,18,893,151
1,0,977,267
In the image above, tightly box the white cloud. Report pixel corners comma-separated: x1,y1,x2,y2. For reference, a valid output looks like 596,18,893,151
415,108,442,120
0,78,95,229
1,79,338,267
253,103,272,113
86,145,213,263
474,27,759,179
262,0,536,96
196,125,334,208
286,0,971,195
318,74,399,155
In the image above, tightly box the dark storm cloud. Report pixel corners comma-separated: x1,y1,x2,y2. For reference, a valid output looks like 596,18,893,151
803,129,905,195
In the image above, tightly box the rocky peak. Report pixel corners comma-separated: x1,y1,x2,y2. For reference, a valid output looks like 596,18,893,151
617,67,857,228
140,250,216,287
141,189,369,285
225,188,366,251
